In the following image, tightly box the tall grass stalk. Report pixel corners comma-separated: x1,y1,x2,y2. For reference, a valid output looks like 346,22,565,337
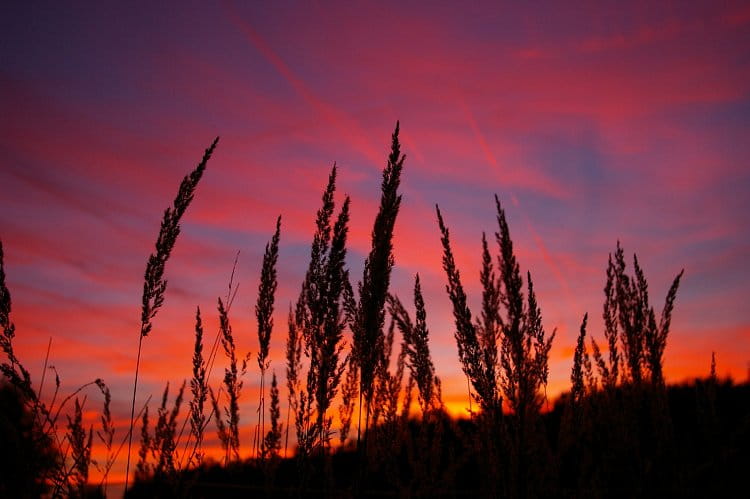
338,353,358,445
65,396,93,497
284,305,301,457
94,379,115,494
293,164,352,460
217,296,249,462
352,122,404,452
254,216,281,459
187,306,208,467
436,206,496,414
99,394,152,489
495,195,555,496
389,274,440,415
125,137,218,492
264,371,282,458
592,243,683,387
174,252,240,468
570,313,591,407
592,255,621,389
135,405,151,482
152,381,186,480
206,251,241,382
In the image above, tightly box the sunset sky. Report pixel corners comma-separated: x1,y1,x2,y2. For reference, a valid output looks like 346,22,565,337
2,0,749,481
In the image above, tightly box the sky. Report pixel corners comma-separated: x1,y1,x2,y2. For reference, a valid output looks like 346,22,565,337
2,0,749,483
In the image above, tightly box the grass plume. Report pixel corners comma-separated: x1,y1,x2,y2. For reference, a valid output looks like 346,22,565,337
217,297,250,463
436,206,497,414
388,274,440,415
295,165,351,454
352,121,405,450
187,306,208,467
125,137,219,491
255,216,281,459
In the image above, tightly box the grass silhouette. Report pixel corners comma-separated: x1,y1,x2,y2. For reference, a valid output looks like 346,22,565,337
0,126,748,498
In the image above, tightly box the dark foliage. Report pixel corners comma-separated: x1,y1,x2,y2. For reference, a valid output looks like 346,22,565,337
129,378,750,498
0,240,34,400
0,382,60,497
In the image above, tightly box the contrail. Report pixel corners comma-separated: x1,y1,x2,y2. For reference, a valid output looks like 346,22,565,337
461,99,580,316
221,1,383,167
